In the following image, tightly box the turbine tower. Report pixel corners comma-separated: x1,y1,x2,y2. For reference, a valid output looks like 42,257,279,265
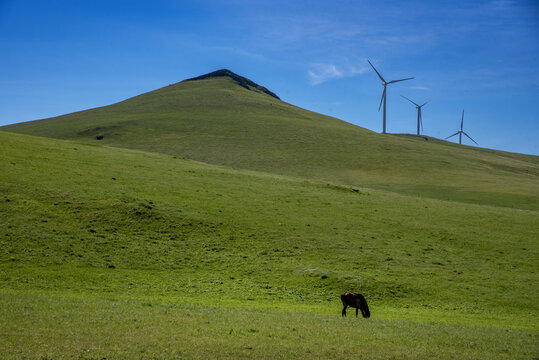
368,60,413,134
445,109,478,145
401,95,430,135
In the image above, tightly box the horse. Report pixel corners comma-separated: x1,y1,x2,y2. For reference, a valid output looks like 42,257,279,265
341,291,370,318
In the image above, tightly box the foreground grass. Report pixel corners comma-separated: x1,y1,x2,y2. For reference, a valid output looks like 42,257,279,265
1,132,538,358
1,293,536,360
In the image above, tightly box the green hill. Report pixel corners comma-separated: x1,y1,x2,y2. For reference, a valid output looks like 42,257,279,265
1,70,538,358
2,70,537,210
0,132,537,358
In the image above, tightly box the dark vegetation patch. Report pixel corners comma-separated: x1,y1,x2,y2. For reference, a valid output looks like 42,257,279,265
183,69,280,100
77,125,120,136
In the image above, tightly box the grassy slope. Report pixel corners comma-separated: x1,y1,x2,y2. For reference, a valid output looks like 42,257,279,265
1,132,537,358
2,76,538,210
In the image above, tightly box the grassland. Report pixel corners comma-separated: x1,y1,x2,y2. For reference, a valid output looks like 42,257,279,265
1,131,537,358
2,294,536,360
3,74,538,210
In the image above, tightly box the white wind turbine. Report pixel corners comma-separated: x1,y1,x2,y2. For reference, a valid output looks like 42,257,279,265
401,95,430,135
368,60,414,134
445,109,478,145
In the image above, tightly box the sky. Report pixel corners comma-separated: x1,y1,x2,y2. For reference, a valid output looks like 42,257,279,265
1,0,538,155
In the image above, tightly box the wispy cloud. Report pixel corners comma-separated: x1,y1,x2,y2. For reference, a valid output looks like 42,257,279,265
206,45,266,61
251,8,438,55
308,64,342,85
256,14,366,47
308,62,369,85
407,85,431,91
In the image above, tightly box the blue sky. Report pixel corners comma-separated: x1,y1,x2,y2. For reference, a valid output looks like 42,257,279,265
1,0,538,155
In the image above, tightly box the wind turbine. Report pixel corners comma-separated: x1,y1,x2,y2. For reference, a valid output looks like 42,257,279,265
368,60,414,134
401,95,430,135
445,109,478,145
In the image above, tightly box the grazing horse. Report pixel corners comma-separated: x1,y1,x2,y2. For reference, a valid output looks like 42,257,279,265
341,292,370,318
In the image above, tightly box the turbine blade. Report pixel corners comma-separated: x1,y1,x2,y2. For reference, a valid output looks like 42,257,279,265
462,131,478,145
401,95,418,106
378,87,386,112
420,110,424,132
387,77,414,84
461,109,464,130
420,100,431,107
368,60,386,82
445,132,459,140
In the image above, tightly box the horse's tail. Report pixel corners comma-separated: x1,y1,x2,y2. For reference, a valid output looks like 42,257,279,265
358,294,370,318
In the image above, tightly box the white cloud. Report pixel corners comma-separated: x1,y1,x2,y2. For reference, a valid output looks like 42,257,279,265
408,85,431,91
308,62,369,85
308,64,342,85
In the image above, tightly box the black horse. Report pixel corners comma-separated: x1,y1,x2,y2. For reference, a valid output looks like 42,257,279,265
341,292,370,318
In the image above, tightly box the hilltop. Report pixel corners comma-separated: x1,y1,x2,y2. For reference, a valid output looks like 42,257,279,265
1,70,538,209
183,69,280,99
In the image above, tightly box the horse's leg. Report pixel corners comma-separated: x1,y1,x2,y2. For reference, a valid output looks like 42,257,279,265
342,304,347,317
355,308,359,318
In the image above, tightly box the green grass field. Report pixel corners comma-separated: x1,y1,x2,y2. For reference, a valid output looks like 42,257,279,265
2,294,536,359
3,74,538,210
1,131,537,358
